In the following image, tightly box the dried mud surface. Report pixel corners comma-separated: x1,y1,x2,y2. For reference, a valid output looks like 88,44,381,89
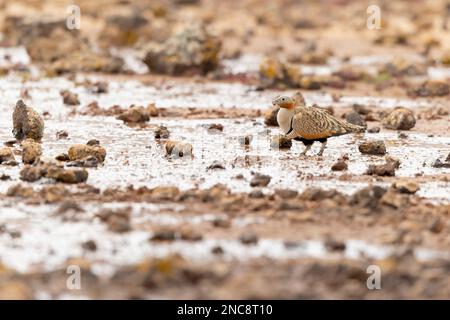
1,0,450,299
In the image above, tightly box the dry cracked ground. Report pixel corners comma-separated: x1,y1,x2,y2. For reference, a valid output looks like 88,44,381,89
0,0,450,299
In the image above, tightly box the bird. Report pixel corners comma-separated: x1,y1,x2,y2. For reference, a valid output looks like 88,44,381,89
273,92,365,156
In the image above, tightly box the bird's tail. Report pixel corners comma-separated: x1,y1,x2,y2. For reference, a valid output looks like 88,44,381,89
342,122,366,133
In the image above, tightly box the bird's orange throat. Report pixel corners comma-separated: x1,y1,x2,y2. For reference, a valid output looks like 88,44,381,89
280,102,295,109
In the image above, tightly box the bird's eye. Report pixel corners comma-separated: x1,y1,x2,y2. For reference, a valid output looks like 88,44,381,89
282,98,285,101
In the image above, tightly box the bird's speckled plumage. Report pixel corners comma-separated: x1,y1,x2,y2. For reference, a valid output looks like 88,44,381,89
273,92,365,156
12,100,44,141
288,105,365,140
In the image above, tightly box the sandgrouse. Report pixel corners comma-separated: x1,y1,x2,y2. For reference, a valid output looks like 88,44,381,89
273,92,365,156
12,99,44,142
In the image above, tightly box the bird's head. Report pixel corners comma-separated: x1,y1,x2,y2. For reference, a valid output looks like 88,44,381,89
272,95,296,109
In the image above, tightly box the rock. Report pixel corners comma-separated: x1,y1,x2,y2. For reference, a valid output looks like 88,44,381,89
274,189,298,199
147,103,160,117
352,104,371,115
207,161,225,170
21,139,42,164
207,123,224,132
212,218,231,228
238,135,253,146
300,188,342,201
324,238,346,251
82,240,97,251
331,159,348,171
446,153,450,162
0,174,10,181
259,57,303,89
239,233,258,245
432,159,450,168
358,140,386,155
345,112,366,127
408,80,449,97
85,80,108,94
366,162,396,176
249,190,265,198
165,140,193,158
392,181,420,194
60,90,80,106
117,105,150,123
385,156,401,168
56,130,69,140
55,153,70,161
97,208,131,233
180,228,203,241
12,100,44,141
46,166,89,184
20,165,44,182
68,144,106,163
367,126,380,133
428,218,444,234
270,135,292,149
263,106,279,126
154,126,170,139
211,246,224,255
380,189,409,209
66,155,99,168
6,184,34,198
86,139,100,146
382,108,416,130
0,147,15,164
150,229,177,241
143,24,221,75
250,173,271,187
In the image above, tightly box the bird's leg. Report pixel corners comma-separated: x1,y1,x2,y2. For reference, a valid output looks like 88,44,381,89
317,140,327,156
301,144,312,156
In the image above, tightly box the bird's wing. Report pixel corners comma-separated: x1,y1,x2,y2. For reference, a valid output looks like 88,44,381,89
291,107,348,140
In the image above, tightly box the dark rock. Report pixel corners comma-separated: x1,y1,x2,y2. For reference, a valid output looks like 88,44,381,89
86,139,100,146
274,189,298,199
151,229,177,241
154,126,170,139
263,106,279,126
367,126,380,133
239,233,258,245
358,140,386,155
60,90,80,106
66,155,99,168
207,161,225,170
270,135,292,149
82,240,97,251
56,130,69,140
97,208,131,233
432,159,450,168
249,190,265,198
55,153,70,161
331,159,348,171
250,173,271,187
238,135,253,146
207,123,224,132
345,112,366,127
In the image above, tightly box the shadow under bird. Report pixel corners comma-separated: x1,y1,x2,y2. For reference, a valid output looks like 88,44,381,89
273,92,365,156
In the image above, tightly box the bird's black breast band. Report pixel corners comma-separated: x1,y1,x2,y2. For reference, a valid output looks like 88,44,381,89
286,117,294,135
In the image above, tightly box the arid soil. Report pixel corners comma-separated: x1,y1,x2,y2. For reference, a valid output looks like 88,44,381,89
0,0,450,299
